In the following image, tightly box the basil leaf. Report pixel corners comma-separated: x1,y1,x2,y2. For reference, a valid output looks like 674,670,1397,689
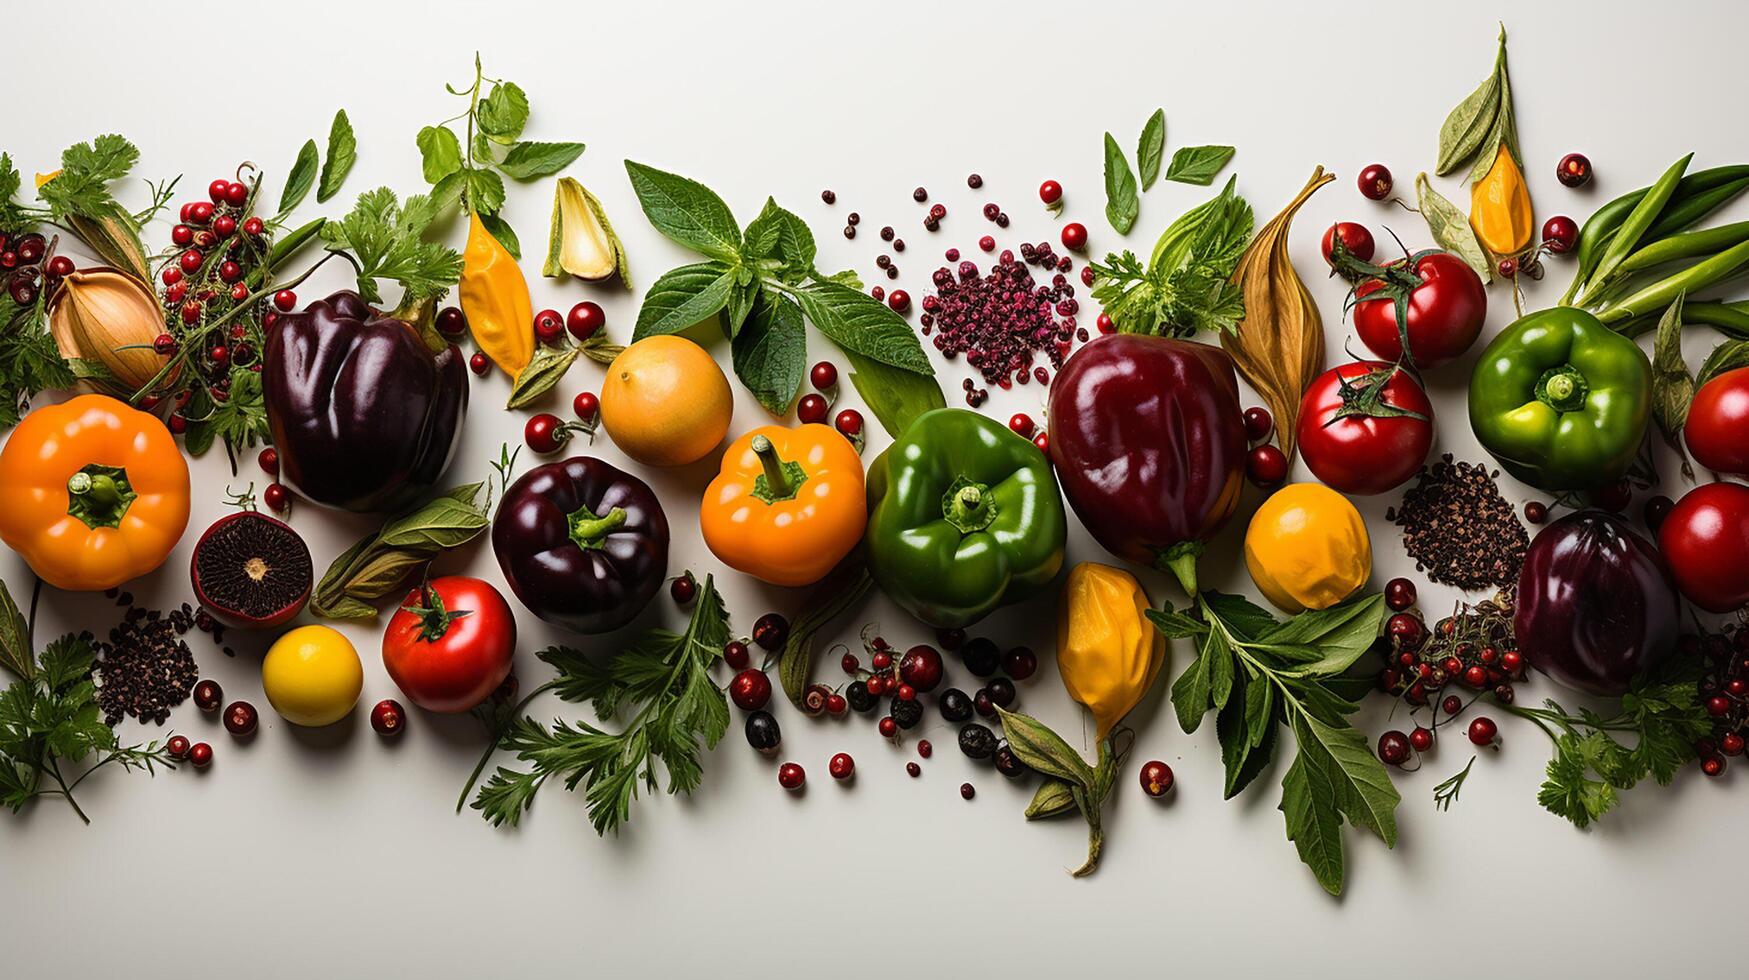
793,281,932,374
845,350,945,439
478,209,519,260
632,261,736,340
731,291,806,416
498,141,586,181
624,161,743,262
1138,109,1166,190
743,199,816,281
279,140,319,216
1164,145,1236,186
477,82,530,142
1103,132,1139,235
1415,173,1492,283
506,344,580,410
317,109,356,204
416,126,463,184
1651,293,1694,479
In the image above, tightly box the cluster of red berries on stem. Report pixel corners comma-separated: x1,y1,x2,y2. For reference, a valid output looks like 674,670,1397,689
1374,581,1511,767
1692,623,1749,777
0,229,73,307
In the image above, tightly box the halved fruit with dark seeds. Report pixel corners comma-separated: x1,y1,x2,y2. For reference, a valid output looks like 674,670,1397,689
191,511,313,629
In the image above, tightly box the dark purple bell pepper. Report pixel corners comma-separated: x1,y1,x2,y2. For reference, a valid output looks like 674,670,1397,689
492,456,669,635
1515,510,1679,697
264,291,467,512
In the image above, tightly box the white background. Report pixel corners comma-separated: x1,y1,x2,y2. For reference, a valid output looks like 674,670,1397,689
2,1,1742,975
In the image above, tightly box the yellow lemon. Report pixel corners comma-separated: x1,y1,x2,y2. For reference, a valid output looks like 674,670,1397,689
263,625,363,727
600,335,733,466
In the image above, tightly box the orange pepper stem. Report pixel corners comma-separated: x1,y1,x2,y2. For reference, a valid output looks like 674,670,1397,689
750,435,807,504
568,506,627,550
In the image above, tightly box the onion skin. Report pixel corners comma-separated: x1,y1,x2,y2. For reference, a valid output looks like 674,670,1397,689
1514,510,1679,697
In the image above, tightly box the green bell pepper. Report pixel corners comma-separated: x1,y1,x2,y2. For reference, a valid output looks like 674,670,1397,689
866,408,1066,628
1468,307,1651,490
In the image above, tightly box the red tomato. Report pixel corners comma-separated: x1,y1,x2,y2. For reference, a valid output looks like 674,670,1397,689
1353,251,1487,369
1685,366,1749,475
1657,482,1749,613
1296,361,1434,496
383,576,517,713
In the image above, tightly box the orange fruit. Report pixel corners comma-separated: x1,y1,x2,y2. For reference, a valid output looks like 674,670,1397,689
600,336,733,466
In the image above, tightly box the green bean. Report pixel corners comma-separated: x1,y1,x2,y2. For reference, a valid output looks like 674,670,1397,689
1616,300,1749,339
1563,163,1749,303
1597,236,1749,325
1619,221,1749,275
1644,176,1749,241
1588,153,1693,292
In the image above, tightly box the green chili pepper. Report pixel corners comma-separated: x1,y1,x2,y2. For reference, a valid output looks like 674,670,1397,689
1618,299,1749,340
1588,153,1693,292
1618,221,1749,276
1469,307,1651,490
1597,237,1749,325
1563,164,1749,304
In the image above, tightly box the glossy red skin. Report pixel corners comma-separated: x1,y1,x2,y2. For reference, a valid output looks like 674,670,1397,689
1685,367,1749,475
1047,334,1245,568
1658,482,1749,613
1296,361,1434,496
1516,511,1679,697
383,576,517,713
1353,252,1487,369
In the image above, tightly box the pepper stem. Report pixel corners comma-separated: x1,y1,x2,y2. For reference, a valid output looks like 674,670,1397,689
939,477,998,534
752,435,791,497
1534,364,1591,414
65,464,135,530
568,506,627,550
1157,541,1203,599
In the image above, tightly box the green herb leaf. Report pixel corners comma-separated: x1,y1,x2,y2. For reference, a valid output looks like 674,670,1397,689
1697,338,1749,387
1259,594,1386,678
1024,778,1080,820
1650,293,1694,480
1414,173,1492,283
310,481,489,619
321,187,463,304
996,708,1096,786
279,139,320,215
844,350,945,439
0,580,31,681
498,141,586,181
1103,132,1139,235
1435,34,1505,176
742,198,816,282
479,210,520,261
1433,757,1475,811
477,82,530,143
506,343,580,410
624,161,743,262
794,281,932,374
1280,721,1348,895
416,126,463,184
731,290,806,416
317,109,356,203
1164,145,1236,185
1170,635,1212,733
1138,109,1166,190
632,261,736,340
465,167,508,219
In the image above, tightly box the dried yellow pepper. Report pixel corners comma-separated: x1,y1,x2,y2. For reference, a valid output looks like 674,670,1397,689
1243,483,1371,613
1469,143,1533,257
459,210,533,378
1056,562,1165,740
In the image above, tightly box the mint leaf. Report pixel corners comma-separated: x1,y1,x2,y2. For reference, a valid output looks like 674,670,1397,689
845,350,945,439
793,281,932,374
498,141,586,181
279,140,319,215
416,126,463,184
1103,132,1139,235
632,261,736,340
464,167,507,217
317,109,356,203
478,210,520,261
624,161,742,262
1138,109,1166,190
1165,145,1236,185
731,291,806,416
477,82,530,143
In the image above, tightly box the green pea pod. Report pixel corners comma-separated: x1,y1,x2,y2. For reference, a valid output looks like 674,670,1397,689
1644,176,1749,242
1619,221,1749,276
1619,299,1749,340
1587,153,1693,292
1564,164,1749,304
1597,237,1749,325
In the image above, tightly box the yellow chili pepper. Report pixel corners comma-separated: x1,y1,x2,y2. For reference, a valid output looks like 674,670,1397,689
458,210,533,378
1056,562,1165,740
1470,143,1534,257
1243,483,1371,613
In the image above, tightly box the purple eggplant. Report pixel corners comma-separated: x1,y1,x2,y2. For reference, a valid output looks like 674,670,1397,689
492,456,669,635
1514,510,1679,697
264,291,468,512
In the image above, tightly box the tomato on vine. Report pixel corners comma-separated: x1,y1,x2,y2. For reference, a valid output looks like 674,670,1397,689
1331,239,1487,370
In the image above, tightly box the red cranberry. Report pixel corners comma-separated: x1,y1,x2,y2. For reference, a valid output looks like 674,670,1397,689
1241,406,1273,442
262,483,290,513
1542,215,1579,254
670,574,697,605
797,393,829,424
1523,500,1548,524
907,762,921,777
1442,695,1464,716
979,235,995,252
1245,445,1288,488
1387,612,1426,648
1643,494,1674,534
1409,727,1435,752
571,391,600,424
223,701,258,736
1557,153,1592,188
899,645,944,693
840,653,859,675
722,640,750,670
370,699,406,736
878,716,898,740
918,740,934,759
179,249,204,274
213,214,238,238
1096,312,1115,334
835,409,863,438
752,613,788,650
188,742,214,769
888,289,910,313
777,762,805,790
960,782,976,800
154,333,178,355
256,448,279,476
1707,695,1731,717
272,289,297,311
243,217,265,237
524,414,567,454
469,352,490,375
208,179,231,203
1039,180,1063,206
810,361,837,390
1467,717,1499,746
729,669,773,711
167,735,191,760
563,301,605,341
1139,760,1174,797
193,679,223,712
1060,223,1088,251
223,181,249,207
436,306,467,338
1377,730,1412,766
1032,431,1050,454
1008,413,1035,438
172,224,194,247
1004,646,1038,680
1383,577,1417,611
1463,665,1489,689
188,202,215,225
533,309,565,344
1358,164,1393,200
1703,755,1727,777
829,753,855,780
1724,733,1746,757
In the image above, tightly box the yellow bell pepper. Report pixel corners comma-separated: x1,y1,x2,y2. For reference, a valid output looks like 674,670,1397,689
1243,483,1371,613
458,211,533,378
1470,144,1533,257
1056,562,1165,740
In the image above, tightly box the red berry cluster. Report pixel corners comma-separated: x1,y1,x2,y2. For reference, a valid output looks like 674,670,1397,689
1373,580,1511,767
0,230,72,306
1692,623,1749,777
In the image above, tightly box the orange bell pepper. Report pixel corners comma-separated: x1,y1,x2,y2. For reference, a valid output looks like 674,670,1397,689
0,394,190,591
701,423,866,587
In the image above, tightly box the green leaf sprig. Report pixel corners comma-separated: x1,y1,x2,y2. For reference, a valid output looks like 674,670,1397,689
277,108,358,219
1097,110,1234,234
320,187,464,306
310,478,493,620
462,572,733,834
418,55,586,258
1088,176,1253,337
996,708,1128,877
622,162,939,426
1151,574,1394,896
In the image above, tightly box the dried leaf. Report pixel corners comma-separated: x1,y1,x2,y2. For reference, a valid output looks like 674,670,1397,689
1415,173,1493,284
1651,293,1695,480
1223,167,1333,460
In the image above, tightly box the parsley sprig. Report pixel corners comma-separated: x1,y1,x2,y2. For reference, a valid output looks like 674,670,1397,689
461,573,732,834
